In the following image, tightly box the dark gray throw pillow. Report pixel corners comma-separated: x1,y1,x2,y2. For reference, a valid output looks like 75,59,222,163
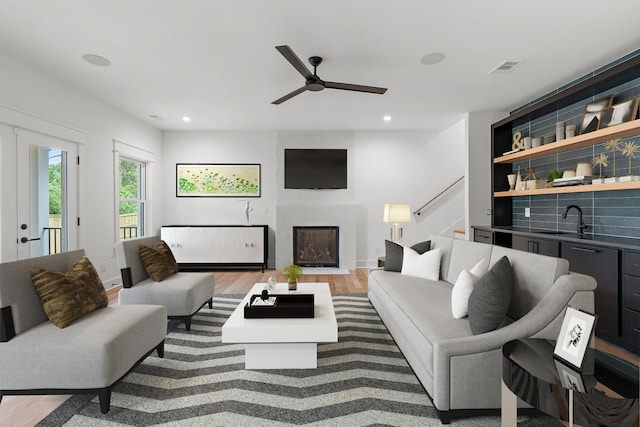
468,256,514,335
384,239,431,272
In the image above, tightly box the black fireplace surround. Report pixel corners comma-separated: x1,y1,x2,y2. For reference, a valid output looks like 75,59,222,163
293,226,339,267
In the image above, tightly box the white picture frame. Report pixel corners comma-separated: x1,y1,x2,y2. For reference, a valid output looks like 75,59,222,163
553,307,596,369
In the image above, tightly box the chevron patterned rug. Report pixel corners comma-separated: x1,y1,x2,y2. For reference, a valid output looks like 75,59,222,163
38,295,559,426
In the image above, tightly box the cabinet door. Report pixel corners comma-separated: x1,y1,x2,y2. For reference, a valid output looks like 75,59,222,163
240,227,265,263
474,229,493,244
512,235,559,257
512,235,530,252
160,227,192,262
561,243,619,338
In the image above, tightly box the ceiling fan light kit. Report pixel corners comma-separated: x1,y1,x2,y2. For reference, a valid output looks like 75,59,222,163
272,45,387,104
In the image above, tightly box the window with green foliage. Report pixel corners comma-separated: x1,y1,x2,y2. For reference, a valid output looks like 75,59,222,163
119,158,145,239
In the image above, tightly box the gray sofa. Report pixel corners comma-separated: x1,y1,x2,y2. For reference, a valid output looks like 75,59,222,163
0,250,167,413
115,236,215,331
368,235,597,423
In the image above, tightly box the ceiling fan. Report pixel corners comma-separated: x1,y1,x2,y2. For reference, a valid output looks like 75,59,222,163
272,45,387,105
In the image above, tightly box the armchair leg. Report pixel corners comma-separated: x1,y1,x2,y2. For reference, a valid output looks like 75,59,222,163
156,340,165,358
208,298,213,309
184,318,191,332
98,388,112,414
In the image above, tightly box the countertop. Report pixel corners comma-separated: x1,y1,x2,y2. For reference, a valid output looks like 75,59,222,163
472,225,640,251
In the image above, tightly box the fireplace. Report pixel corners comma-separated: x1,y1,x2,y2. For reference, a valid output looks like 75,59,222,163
293,226,339,267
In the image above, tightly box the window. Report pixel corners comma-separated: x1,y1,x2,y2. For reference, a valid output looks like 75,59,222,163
119,157,146,239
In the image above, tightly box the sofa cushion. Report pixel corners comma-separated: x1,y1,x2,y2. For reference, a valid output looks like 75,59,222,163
451,258,489,319
490,245,569,321
384,240,431,272
118,272,214,316
468,256,514,334
29,256,108,329
0,304,166,390
401,247,441,281
446,239,494,287
139,240,178,282
369,270,477,372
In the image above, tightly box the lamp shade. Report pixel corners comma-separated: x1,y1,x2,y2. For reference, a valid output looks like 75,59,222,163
383,204,411,223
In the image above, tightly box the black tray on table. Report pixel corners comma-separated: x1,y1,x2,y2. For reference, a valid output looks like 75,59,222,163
244,294,315,318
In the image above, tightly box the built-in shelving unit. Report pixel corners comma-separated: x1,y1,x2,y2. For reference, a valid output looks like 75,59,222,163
494,120,640,164
495,180,640,197
490,53,640,229
486,52,640,355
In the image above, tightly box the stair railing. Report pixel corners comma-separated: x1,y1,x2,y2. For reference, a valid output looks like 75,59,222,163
413,176,465,216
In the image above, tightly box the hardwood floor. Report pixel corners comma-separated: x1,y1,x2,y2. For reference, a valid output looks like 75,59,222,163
1,268,637,427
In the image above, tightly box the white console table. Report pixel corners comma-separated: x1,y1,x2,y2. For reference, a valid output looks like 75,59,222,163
161,225,268,271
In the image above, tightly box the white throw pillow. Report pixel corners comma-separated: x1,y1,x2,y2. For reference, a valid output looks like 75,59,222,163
469,258,489,278
451,259,489,319
401,247,441,281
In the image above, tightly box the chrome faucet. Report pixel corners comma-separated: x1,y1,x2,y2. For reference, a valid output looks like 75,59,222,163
562,205,587,235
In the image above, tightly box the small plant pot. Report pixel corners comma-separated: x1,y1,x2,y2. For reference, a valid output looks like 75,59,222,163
288,281,297,291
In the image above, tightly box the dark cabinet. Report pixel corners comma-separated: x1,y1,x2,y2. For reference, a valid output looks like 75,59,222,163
622,250,640,352
512,235,560,257
473,229,493,244
561,242,620,340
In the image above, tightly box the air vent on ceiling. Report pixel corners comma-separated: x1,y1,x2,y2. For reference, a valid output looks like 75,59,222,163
489,60,523,74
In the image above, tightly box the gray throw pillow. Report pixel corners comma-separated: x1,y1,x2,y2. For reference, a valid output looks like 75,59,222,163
384,239,431,272
468,256,514,335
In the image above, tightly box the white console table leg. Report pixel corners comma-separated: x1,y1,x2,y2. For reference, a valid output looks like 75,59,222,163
245,343,317,369
501,379,517,427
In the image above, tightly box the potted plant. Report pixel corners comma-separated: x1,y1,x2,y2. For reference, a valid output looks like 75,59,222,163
547,169,562,187
283,263,303,290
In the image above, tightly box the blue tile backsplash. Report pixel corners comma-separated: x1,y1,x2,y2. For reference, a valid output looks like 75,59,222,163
510,50,640,239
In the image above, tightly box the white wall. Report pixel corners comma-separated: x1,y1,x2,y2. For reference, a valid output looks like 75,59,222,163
465,111,508,238
0,51,162,288
354,124,466,265
162,131,279,267
161,127,470,268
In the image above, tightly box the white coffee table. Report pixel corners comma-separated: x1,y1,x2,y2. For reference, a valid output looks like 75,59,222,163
221,282,338,369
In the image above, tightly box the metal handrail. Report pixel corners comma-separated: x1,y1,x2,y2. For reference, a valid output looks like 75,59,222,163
414,176,464,216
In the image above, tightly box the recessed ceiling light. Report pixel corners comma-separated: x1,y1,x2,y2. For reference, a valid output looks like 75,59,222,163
182,116,191,122
383,115,392,122
420,52,445,66
82,54,111,67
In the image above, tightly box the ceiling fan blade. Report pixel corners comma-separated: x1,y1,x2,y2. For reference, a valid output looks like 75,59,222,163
325,81,387,94
275,45,314,80
271,86,308,105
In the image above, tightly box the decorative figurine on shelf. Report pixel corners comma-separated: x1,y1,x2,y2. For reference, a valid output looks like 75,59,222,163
242,199,254,225
515,166,524,190
603,138,622,182
592,153,609,184
523,166,541,181
620,140,639,182
512,131,524,152
523,166,545,190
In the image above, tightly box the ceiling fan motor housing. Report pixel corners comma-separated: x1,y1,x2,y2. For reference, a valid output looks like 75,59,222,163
306,78,324,91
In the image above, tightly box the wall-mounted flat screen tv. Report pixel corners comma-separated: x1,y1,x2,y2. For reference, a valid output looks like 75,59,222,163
284,149,347,189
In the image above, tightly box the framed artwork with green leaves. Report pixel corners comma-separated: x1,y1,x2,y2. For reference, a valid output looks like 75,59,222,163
176,163,261,197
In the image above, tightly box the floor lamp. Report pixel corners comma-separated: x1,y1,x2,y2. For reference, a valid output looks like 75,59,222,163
383,204,411,244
